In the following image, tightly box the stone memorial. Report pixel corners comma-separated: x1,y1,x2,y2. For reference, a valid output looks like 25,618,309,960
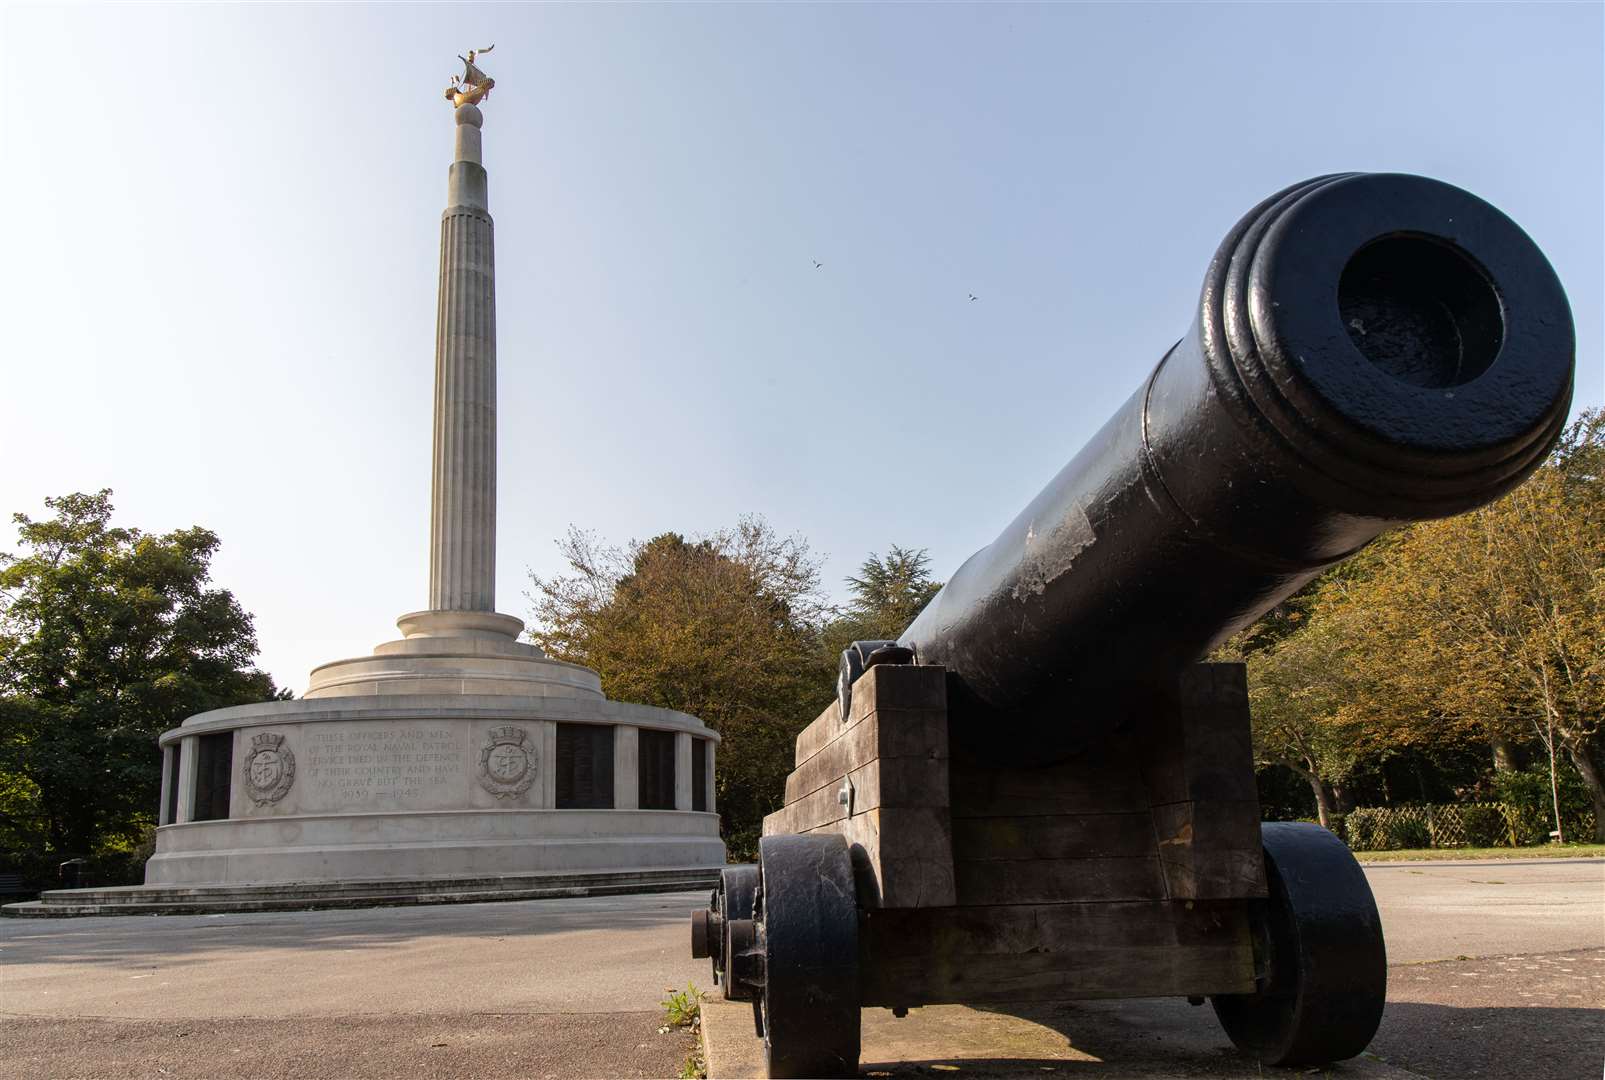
129,50,726,898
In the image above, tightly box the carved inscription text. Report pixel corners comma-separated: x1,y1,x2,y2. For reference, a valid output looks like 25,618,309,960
303,727,460,803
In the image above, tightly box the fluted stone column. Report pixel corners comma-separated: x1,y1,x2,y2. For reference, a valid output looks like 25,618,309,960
429,103,498,612
157,746,175,826
175,735,199,825
614,726,640,810
674,732,693,811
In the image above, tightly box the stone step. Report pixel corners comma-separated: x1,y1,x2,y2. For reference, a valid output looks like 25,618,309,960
36,866,712,904
1,867,718,918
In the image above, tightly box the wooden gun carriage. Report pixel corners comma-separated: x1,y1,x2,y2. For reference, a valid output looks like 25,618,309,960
691,172,1577,1077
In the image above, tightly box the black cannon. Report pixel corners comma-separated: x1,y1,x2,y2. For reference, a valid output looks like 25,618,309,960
693,172,1575,1077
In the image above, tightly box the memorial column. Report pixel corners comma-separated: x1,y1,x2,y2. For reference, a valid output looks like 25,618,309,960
428,103,498,612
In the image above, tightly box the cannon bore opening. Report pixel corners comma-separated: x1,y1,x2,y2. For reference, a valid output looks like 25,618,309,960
1337,233,1504,389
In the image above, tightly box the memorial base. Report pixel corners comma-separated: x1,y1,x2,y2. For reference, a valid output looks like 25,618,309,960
3,865,717,918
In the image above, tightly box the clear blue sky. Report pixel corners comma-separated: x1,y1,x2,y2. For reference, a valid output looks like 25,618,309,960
2,3,1600,694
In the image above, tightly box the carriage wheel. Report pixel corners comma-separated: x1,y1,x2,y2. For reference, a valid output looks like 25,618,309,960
692,864,758,997
756,833,861,1079
1212,822,1387,1065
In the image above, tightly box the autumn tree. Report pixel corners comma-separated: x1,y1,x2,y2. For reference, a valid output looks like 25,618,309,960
0,491,280,860
1328,410,1605,839
1236,410,1605,840
527,518,831,857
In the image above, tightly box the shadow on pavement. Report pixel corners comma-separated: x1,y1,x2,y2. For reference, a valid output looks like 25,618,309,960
974,999,1387,1077
1369,1001,1603,1080
983,997,1603,1080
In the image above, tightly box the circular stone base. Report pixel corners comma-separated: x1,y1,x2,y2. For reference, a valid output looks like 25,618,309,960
5,866,718,918
152,610,725,893
145,808,723,886
304,609,604,700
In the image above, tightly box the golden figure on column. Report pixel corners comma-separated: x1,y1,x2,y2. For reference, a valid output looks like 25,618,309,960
445,45,496,108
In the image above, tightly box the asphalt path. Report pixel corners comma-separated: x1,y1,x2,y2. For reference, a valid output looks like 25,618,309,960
1,860,1600,1078
0,891,709,1018
0,893,710,1078
1362,858,1603,963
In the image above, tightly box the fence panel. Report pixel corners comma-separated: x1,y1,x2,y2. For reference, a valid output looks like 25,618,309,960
1341,801,1595,851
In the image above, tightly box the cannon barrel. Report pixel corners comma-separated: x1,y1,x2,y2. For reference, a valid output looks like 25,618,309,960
892,173,1574,737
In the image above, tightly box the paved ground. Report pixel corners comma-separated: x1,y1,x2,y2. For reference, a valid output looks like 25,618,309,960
702,997,1430,1079
1362,858,1604,963
0,892,709,1079
2,860,1600,1078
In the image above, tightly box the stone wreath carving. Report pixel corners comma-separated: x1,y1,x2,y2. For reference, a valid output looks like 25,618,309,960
478,725,536,799
242,731,296,806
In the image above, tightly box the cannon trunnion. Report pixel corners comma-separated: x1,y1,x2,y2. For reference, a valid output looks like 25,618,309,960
693,172,1575,1077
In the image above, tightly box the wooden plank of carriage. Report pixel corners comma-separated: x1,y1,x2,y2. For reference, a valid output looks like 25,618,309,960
857,898,1256,1007
765,664,955,908
791,662,949,769
1140,665,1268,900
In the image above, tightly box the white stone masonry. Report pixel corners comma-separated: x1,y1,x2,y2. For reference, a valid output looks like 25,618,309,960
429,103,498,611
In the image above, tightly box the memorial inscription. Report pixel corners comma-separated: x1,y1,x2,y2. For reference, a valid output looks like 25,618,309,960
303,725,462,804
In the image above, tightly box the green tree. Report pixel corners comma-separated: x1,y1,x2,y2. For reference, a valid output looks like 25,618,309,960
1224,597,1375,829
0,491,280,859
822,545,943,661
527,517,831,859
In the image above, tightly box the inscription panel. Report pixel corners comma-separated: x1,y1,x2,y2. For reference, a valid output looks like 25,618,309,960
232,722,475,816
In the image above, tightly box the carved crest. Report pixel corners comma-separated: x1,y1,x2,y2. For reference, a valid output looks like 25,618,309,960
242,731,296,806
478,724,535,799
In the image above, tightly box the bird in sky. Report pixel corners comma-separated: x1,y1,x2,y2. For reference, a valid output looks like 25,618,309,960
968,293,979,302
812,259,823,270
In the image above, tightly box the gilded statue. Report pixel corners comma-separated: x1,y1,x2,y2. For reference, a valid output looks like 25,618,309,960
446,45,496,108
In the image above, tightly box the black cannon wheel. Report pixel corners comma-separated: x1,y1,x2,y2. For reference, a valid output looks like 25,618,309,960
757,834,861,1079
709,864,758,996
1212,822,1387,1065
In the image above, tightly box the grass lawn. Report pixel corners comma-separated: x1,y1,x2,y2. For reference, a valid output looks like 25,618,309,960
1356,843,1605,862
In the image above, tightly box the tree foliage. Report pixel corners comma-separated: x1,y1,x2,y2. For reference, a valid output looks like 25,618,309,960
822,545,943,661
1228,593,1374,827
1235,410,1605,840
0,491,280,860
527,518,832,858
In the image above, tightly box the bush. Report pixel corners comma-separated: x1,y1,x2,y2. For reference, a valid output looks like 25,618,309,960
1460,804,1512,847
1495,765,1593,844
724,828,760,865
1386,816,1431,850
0,821,158,893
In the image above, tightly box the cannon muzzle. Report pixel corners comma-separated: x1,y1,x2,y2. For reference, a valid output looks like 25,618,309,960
875,173,1574,746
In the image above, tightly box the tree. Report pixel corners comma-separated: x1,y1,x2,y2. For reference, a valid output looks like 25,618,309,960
1224,597,1375,829
528,517,831,858
0,491,280,859
1234,410,1605,841
1328,411,1605,840
822,545,943,661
